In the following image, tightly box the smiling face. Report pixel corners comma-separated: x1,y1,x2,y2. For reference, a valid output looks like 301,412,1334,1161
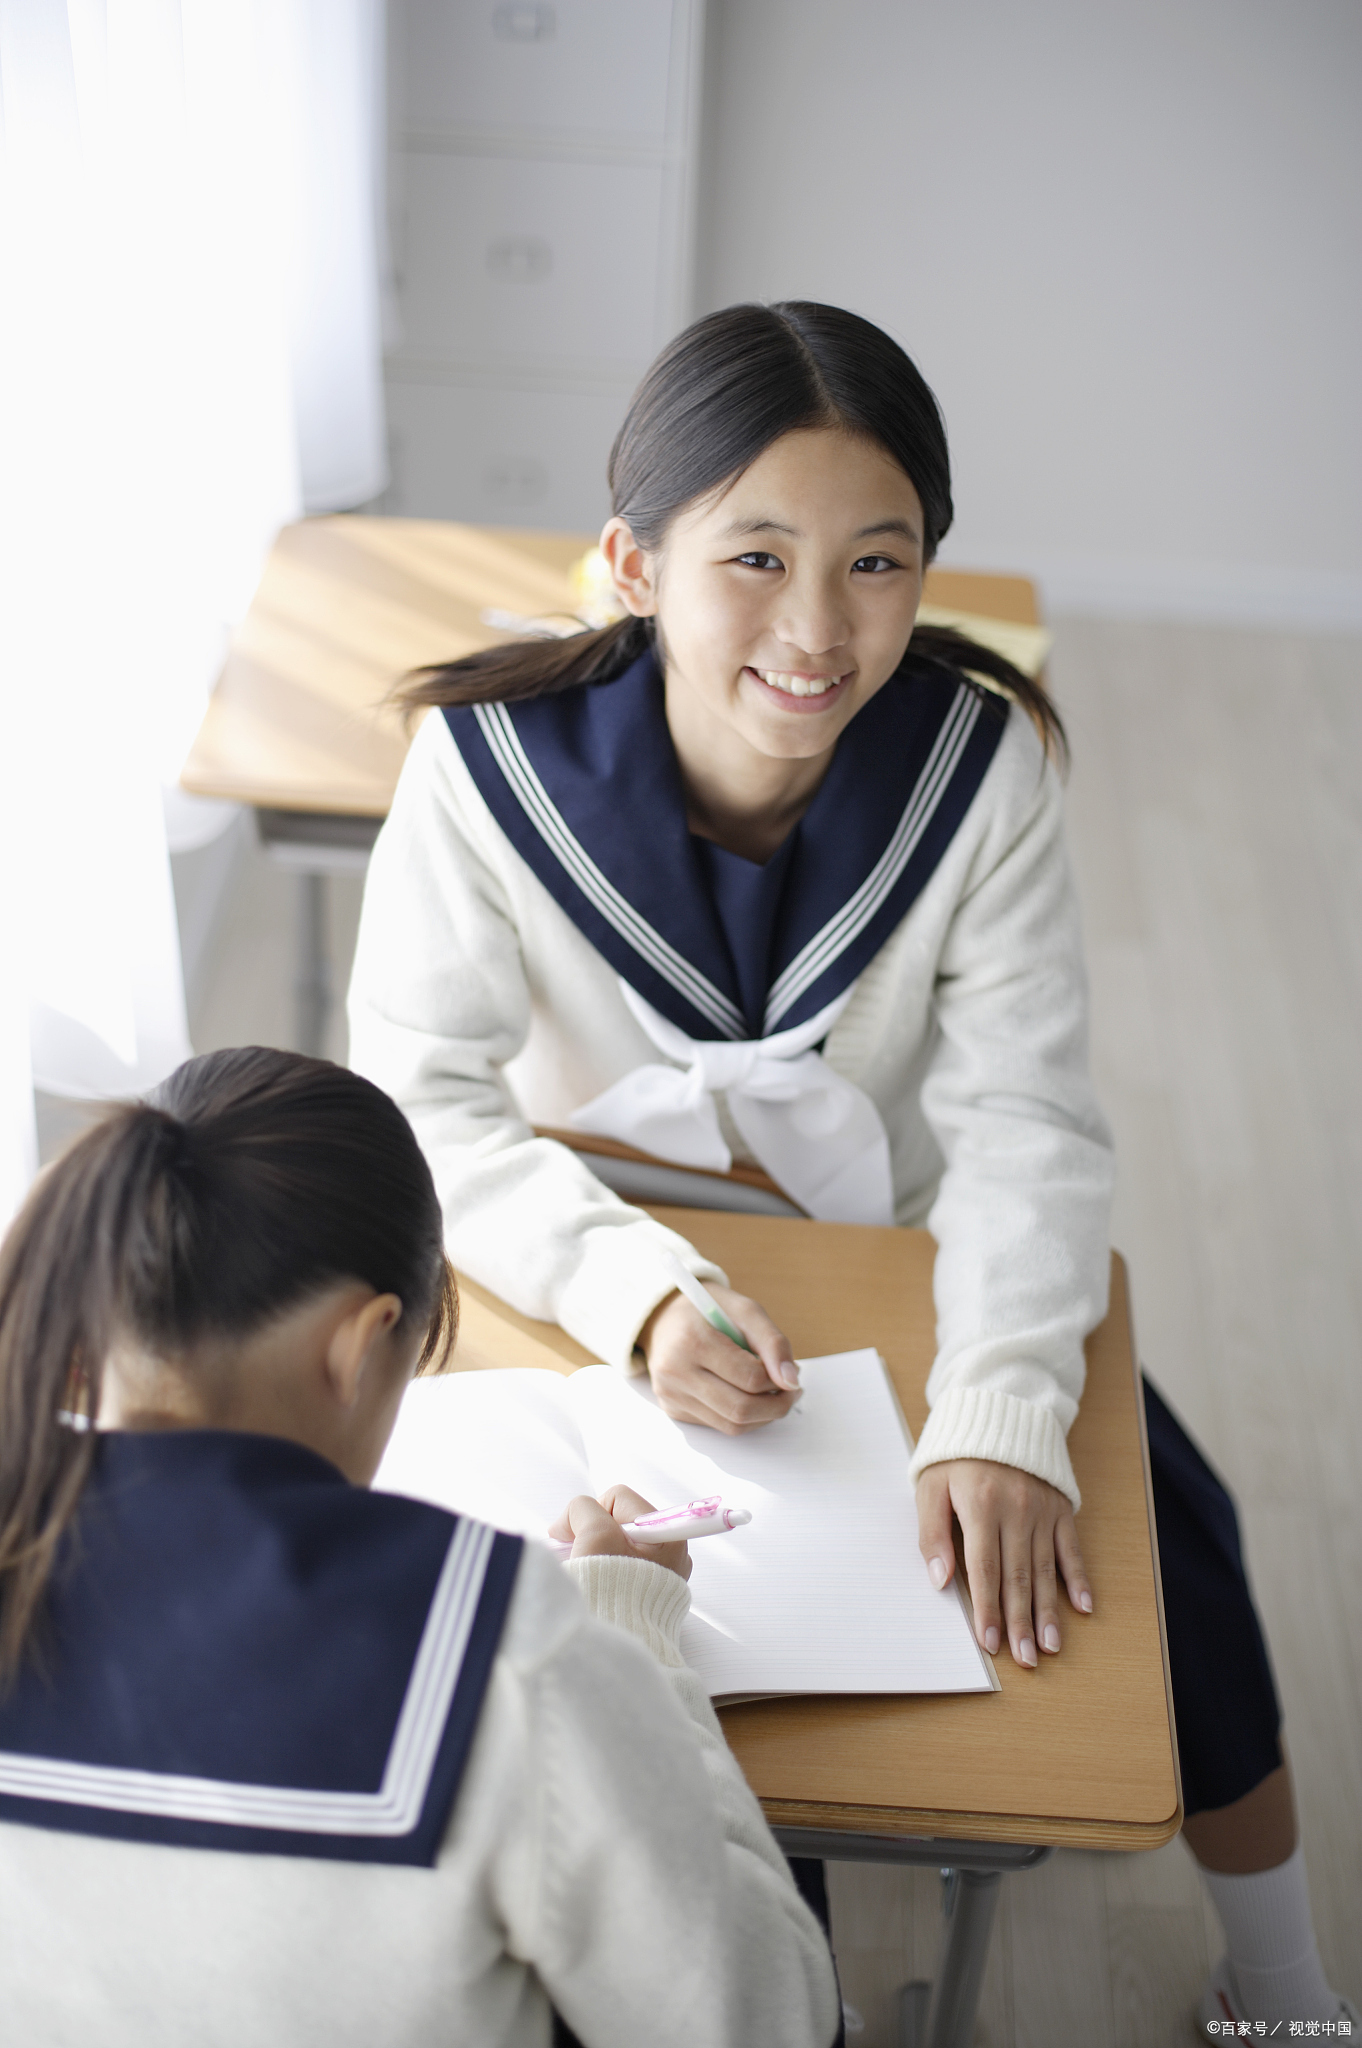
600,426,926,850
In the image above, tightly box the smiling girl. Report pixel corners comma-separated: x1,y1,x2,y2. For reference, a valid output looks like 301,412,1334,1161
347,303,1351,2035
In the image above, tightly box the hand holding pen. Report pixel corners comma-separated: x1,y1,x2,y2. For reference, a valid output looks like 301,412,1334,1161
639,1253,801,1437
547,1486,753,1581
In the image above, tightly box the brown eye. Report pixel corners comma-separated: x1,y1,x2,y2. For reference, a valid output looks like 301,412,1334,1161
735,552,782,571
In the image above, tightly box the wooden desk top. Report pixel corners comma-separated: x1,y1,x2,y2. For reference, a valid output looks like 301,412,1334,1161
448,1211,1181,1853
179,514,1041,817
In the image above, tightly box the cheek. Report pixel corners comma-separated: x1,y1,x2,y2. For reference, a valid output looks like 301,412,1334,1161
663,576,763,672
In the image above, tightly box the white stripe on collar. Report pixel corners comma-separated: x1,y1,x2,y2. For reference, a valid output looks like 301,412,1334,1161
0,1518,495,1839
764,684,981,1030
474,700,748,1040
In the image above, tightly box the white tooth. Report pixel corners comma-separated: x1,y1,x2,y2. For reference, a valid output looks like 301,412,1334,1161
807,677,830,695
792,676,810,696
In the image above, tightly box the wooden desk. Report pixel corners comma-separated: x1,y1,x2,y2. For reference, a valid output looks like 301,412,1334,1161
179,514,1044,816
450,1210,1181,1857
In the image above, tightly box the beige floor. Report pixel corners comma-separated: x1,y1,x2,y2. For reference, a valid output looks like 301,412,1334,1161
184,616,1362,2046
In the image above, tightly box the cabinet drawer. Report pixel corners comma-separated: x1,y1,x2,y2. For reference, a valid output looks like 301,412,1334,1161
398,0,676,152
395,152,663,374
385,378,633,530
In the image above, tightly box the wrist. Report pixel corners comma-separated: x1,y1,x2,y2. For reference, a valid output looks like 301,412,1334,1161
566,1553,691,1667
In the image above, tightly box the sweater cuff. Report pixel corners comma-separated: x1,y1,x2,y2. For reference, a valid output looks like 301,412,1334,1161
908,1386,1082,1512
565,1555,692,1667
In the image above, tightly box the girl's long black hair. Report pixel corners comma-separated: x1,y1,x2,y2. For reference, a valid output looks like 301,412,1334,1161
0,1048,457,1682
400,300,1064,758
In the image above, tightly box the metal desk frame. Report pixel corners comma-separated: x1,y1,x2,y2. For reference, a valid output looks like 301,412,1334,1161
775,1827,1052,2048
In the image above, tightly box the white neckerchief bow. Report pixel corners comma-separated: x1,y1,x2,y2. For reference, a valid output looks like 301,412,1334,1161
569,980,894,1225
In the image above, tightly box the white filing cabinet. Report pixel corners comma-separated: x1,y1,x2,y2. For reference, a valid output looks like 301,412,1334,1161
385,0,706,530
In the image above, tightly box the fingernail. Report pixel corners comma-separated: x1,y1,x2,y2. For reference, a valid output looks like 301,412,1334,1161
928,1556,948,1591
778,1362,801,1390
1018,1636,1037,1668
1079,1590,1093,1614
1043,1624,1061,1654
984,1625,1000,1655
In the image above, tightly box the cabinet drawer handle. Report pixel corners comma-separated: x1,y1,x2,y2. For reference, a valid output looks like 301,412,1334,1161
483,457,550,505
492,3,556,42
486,235,553,282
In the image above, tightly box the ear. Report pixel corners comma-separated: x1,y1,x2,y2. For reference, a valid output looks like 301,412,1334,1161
323,1292,404,1411
598,516,658,618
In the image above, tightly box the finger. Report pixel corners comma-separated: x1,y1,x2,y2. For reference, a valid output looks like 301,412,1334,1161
555,1494,623,1553
548,1496,613,1543
915,1468,957,1592
1055,1512,1093,1616
595,1483,692,1579
1032,1521,1062,1655
1001,1521,1037,1668
696,1328,786,1397
959,1506,1002,1659
595,1483,656,1525
651,1359,799,1434
716,1290,801,1393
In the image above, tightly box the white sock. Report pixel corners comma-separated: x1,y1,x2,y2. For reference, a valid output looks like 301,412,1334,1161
1202,1844,1338,2023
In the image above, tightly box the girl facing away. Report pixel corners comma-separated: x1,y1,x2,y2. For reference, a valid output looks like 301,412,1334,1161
347,301,1355,2036
0,1048,842,2048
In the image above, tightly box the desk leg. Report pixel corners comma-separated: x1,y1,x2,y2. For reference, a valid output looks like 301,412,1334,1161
296,871,331,1057
899,1868,1001,2048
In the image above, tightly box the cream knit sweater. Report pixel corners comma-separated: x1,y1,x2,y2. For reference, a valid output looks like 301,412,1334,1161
347,704,1114,1510
0,1546,840,2048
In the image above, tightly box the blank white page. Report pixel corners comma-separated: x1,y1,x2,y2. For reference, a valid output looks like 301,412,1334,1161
569,1352,993,1699
373,1354,993,1700
373,1369,590,1536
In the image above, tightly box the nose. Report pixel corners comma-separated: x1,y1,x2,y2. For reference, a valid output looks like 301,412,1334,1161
773,568,852,664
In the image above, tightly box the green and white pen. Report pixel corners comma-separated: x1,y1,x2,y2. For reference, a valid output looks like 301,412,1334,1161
660,1251,754,1352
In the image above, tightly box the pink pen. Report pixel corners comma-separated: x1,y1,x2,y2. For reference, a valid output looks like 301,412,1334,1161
622,1495,752,1542
547,1495,752,1554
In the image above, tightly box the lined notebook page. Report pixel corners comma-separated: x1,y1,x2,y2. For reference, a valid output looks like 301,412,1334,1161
375,1352,994,1701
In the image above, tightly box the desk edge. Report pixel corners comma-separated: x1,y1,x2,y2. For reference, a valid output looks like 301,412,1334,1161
753,1795,1183,1853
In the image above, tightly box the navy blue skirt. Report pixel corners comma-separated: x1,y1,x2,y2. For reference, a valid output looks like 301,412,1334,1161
1144,1375,1282,1815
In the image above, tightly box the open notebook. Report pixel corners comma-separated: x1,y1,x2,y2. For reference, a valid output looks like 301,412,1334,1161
375,1349,995,1704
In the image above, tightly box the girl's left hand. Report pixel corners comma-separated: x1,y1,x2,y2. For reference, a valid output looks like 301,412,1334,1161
915,1458,1092,1668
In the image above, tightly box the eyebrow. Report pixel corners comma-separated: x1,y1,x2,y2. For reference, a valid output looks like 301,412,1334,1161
717,515,922,545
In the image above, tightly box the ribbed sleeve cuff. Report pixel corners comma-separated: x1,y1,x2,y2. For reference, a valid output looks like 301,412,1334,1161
565,1555,692,1667
907,1386,1081,1512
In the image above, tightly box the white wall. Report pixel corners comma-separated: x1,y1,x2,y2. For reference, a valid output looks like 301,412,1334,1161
696,0,1362,627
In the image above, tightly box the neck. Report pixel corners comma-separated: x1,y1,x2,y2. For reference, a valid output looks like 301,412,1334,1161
664,673,833,864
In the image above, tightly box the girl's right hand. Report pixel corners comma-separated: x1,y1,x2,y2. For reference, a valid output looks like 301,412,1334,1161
549,1485,692,1580
638,1286,801,1435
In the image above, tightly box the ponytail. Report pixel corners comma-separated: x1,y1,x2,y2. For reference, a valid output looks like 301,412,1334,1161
0,1049,457,1682
396,300,1065,761
400,613,655,717
907,622,1067,765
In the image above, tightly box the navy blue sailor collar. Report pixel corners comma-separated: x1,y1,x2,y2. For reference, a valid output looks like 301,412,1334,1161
0,1429,521,1866
447,649,1006,1042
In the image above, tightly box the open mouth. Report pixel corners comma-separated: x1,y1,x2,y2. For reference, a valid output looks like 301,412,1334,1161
745,666,853,711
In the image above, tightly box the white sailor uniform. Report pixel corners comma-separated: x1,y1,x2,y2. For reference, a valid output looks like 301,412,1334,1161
0,1429,839,2047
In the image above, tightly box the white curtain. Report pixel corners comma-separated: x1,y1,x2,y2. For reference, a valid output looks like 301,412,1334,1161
0,0,386,1222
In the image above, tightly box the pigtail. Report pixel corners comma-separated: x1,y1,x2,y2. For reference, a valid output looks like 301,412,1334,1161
396,614,655,721
908,621,1068,768
0,1106,181,1684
